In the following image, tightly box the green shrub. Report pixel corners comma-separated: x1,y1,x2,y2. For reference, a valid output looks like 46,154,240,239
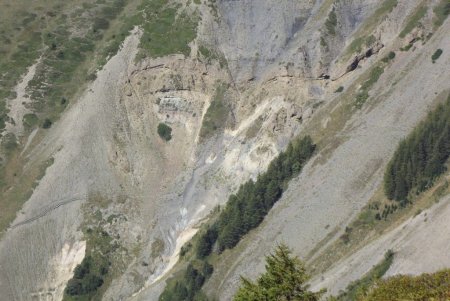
335,86,344,93
361,269,450,301
42,118,52,129
382,51,396,63
432,48,443,63
158,123,172,141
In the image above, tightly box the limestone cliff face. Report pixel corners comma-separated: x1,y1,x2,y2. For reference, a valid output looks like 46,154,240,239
0,0,449,300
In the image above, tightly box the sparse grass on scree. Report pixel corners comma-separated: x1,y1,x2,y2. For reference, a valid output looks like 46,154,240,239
433,0,450,28
342,0,398,60
325,8,337,35
399,5,427,38
0,0,138,236
199,83,229,140
0,0,133,135
354,65,384,109
335,250,394,301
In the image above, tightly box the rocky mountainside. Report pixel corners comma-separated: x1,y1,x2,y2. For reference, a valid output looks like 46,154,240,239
0,0,449,300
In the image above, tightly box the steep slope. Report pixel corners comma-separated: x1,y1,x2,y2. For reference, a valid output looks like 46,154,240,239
0,0,449,300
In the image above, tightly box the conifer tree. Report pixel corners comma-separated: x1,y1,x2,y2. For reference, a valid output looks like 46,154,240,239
234,244,324,301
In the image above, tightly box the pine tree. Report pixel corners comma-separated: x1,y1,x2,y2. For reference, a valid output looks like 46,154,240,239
234,244,324,301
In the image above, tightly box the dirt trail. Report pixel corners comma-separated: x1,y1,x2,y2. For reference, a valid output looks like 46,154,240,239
10,196,85,229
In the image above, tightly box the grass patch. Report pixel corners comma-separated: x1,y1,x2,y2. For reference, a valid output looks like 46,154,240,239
198,45,228,69
433,0,450,28
325,8,337,35
399,5,427,38
354,66,384,109
432,48,443,63
138,1,199,58
199,83,229,140
346,35,377,56
335,250,394,301
23,113,39,129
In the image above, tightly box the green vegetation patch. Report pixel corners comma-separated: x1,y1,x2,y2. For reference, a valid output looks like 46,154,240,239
361,269,450,301
347,35,377,56
432,48,443,63
158,122,173,141
343,0,398,59
159,261,213,301
0,0,133,141
65,254,109,298
384,93,450,202
199,83,229,140
325,8,338,35
399,5,427,38
138,0,199,58
433,0,450,28
198,45,228,69
400,43,414,52
335,250,394,301
22,113,39,129
355,66,384,109
335,86,344,93
381,51,396,63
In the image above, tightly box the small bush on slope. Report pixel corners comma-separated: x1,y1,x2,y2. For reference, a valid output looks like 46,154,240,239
158,122,172,141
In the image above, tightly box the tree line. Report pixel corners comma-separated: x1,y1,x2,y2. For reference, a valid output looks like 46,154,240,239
384,94,450,202
196,136,316,258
